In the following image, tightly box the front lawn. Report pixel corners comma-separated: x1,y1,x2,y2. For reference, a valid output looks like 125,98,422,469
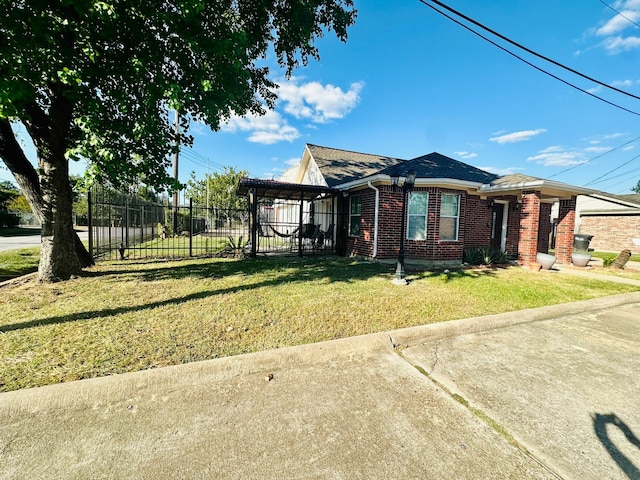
0,247,40,282
0,257,637,392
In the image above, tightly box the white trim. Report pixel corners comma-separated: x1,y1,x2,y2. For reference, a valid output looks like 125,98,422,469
494,200,509,252
336,175,483,192
407,191,429,241
481,179,596,196
367,181,380,258
439,193,461,242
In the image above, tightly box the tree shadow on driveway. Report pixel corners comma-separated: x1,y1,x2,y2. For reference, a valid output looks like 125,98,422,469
593,413,640,479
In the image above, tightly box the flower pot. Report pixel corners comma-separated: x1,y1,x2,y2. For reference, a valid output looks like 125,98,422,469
571,252,592,267
529,262,542,272
536,252,556,270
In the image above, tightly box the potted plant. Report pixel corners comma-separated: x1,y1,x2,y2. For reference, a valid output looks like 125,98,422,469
571,252,592,267
536,252,556,270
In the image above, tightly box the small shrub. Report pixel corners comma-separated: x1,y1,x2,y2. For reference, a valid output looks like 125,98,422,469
602,255,616,267
464,246,511,266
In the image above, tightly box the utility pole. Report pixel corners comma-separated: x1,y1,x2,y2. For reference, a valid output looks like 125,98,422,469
172,111,179,234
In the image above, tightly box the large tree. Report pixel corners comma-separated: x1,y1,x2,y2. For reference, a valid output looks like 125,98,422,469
0,0,356,282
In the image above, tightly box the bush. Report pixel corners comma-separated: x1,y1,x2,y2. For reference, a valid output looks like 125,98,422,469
463,246,511,266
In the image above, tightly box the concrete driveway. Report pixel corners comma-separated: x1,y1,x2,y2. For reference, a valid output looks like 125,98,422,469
1,291,640,479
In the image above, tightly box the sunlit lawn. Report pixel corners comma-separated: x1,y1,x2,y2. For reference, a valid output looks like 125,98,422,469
0,256,638,392
0,247,40,282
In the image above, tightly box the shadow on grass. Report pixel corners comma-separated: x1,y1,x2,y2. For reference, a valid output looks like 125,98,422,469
413,265,506,282
82,256,390,283
1,257,391,333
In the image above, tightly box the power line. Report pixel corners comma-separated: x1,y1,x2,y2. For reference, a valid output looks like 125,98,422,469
547,135,640,179
419,0,640,103
587,164,640,187
598,0,640,30
585,152,640,185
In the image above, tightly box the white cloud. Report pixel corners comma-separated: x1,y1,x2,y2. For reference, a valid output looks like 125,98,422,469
584,146,611,153
285,157,300,166
489,129,547,144
479,166,526,176
454,151,477,159
219,78,363,144
221,110,300,145
277,78,363,123
527,149,587,167
592,2,640,54
602,35,640,53
538,145,564,153
596,10,640,36
611,79,636,87
623,144,636,151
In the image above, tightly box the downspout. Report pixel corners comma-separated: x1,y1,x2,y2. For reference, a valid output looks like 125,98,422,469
367,181,380,258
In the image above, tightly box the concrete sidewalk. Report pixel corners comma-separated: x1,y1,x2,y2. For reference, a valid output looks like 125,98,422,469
2,291,640,479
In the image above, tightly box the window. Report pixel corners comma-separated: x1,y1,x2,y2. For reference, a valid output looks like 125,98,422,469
407,192,428,240
349,195,361,236
439,194,460,241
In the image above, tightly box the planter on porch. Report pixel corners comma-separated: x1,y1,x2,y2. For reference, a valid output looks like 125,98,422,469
571,252,592,267
536,252,556,270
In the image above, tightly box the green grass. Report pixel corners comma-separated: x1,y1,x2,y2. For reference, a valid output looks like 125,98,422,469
0,247,40,282
589,251,640,263
0,257,638,392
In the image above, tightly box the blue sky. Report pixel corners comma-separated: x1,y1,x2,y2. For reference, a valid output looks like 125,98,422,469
4,0,640,194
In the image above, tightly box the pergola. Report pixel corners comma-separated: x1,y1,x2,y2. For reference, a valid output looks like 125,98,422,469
237,178,342,257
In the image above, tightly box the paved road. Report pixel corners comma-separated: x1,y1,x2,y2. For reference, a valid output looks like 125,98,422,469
0,228,88,252
1,289,640,479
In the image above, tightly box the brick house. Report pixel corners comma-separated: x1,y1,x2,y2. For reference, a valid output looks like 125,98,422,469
574,193,640,252
240,144,595,266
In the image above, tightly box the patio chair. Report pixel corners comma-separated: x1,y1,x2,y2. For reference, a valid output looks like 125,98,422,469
257,223,273,250
322,223,335,250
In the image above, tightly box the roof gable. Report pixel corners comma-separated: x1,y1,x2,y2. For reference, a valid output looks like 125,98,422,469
307,144,403,187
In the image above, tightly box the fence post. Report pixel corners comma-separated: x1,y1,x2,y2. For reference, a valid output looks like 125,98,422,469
125,198,129,248
189,197,193,257
87,190,93,257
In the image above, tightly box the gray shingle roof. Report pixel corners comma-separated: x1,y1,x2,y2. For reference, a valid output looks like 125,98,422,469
307,144,404,187
490,173,542,186
379,153,498,184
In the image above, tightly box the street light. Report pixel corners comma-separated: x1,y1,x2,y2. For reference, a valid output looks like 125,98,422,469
393,170,416,285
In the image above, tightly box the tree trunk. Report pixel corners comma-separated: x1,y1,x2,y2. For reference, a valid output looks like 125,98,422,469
0,119,93,268
38,148,81,281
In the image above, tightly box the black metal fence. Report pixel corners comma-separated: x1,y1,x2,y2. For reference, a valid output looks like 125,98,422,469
88,187,250,260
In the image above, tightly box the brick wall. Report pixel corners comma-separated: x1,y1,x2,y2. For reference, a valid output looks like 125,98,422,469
463,195,492,247
518,191,541,264
555,197,576,264
347,186,499,263
345,189,375,257
537,203,553,253
580,214,640,252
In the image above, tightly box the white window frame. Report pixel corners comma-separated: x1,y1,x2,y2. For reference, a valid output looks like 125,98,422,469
406,192,428,241
349,195,361,237
439,193,460,241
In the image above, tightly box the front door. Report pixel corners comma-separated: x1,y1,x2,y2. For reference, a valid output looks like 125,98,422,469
490,203,504,251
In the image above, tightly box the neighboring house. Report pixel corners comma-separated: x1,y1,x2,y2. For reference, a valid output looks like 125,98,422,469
239,144,596,266
574,193,640,252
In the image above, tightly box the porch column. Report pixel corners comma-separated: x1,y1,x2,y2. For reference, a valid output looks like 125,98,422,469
555,196,576,264
517,191,541,265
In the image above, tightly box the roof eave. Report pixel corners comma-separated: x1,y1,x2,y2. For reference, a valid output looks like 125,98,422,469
335,175,484,191
481,179,597,197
